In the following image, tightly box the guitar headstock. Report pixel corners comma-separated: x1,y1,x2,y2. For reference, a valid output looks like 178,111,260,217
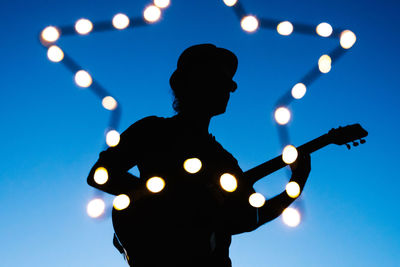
328,124,368,149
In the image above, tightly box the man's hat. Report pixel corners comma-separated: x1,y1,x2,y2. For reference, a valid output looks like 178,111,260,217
169,44,238,89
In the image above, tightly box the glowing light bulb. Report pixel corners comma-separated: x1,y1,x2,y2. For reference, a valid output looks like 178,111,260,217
102,96,118,110
274,107,291,125
340,30,356,49
249,193,266,208
183,158,202,174
277,21,293,36
106,130,120,147
318,54,332,73
220,173,238,192
286,181,301,198
291,83,307,99
113,194,130,210
87,198,105,218
143,5,161,23
282,207,301,227
316,22,333,37
241,15,259,33
75,18,93,35
41,26,60,43
282,145,298,164
94,167,109,185
47,45,64,62
223,0,238,7
112,13,130,30
146,176,165,193
154,0,170,8
74,70,92,88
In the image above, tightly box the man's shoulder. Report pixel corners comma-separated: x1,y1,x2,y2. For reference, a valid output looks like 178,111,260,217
116,116,168,148
124,116,166,133
134,115,166,125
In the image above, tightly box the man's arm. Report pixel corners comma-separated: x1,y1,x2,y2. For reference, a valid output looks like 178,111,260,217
255,153,311,228
87,116,158,196
87,152,141,196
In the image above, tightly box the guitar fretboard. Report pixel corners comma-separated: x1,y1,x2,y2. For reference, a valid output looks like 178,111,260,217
244,134,330,185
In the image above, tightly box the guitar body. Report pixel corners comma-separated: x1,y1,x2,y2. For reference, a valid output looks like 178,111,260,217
112,182,225,266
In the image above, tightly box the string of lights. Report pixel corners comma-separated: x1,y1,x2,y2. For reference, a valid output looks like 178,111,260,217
39,0,356,228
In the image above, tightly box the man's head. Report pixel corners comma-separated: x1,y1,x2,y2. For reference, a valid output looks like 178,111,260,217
170,44,238,115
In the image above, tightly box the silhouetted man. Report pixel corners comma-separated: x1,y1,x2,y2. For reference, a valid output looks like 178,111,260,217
87,44,311,267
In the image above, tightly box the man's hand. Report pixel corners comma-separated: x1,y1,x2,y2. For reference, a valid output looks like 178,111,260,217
289,152,311,189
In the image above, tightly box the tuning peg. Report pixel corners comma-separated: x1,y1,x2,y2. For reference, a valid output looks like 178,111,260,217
360,139,366,144
346,144,351,150
353,141,359,147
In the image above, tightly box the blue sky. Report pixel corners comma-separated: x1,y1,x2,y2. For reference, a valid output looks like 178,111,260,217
1,0,399,266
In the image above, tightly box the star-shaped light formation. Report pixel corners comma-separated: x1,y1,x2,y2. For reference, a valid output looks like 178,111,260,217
40,0,356,228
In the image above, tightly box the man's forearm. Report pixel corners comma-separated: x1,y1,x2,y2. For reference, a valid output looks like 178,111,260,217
87,163,141,195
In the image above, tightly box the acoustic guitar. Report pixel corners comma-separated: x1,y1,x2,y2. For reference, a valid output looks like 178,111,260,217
112,123,368,262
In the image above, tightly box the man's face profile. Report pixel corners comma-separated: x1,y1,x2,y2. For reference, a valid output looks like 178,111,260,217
183,65,237,116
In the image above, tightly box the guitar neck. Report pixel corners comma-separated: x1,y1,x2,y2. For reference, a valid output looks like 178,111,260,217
244,134,331,185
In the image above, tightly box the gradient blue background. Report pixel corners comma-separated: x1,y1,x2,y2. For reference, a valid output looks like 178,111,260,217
1,0,399,266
